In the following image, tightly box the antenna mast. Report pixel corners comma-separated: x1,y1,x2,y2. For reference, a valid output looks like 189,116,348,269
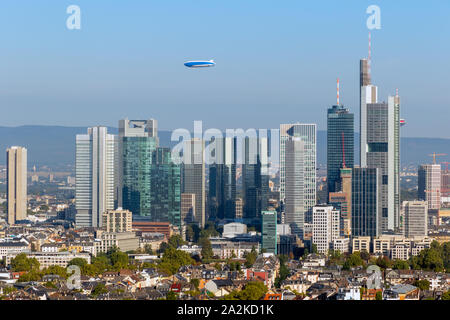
337,78,340,106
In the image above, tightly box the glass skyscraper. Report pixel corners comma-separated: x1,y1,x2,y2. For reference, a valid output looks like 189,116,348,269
208,137,237,221
327,105,354,194
351,167,381,237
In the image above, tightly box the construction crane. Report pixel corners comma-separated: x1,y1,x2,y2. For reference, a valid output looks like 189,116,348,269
428,153,447,164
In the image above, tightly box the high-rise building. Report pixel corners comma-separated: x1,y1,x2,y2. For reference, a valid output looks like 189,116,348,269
75,127,117,228
120,119,159,219
285,136,305,238
6,146,27,225
280,124,316,224
360,56,400,233
418,164,441,210
261,210,277,254
352,167,381,237
149,147,181,228
327,105,354,194
329,192,350,237
181,138,206,228
403,201,428,238
102,208,132,233
208,137,236,220
312,205,340,255
181,193,196,226
118,118,158,208
242,136,270,222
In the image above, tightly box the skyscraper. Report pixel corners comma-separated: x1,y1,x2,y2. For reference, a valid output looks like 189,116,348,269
280,124,316,226
6,146,27,225
327,105,354,194
352,167,381,237
312,205,340,255
242,135,270,222
418,164,441,210
208,137,236,220
261,210,277,254
285,136,305,238
150,147,181,228
118,118,158,208
120,119,158,218
403,201,428,238
182,138,206,228
75,127,117,228
359,56,400,233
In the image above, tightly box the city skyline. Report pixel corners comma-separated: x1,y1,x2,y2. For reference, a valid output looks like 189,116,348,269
1,1,450,139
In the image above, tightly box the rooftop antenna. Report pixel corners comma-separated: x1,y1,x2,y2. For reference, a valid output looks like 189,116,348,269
337,78,340,106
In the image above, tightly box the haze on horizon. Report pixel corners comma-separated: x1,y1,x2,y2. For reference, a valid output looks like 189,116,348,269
1,0,449,138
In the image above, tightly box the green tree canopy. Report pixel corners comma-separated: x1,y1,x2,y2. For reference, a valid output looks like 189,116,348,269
11,253,40,272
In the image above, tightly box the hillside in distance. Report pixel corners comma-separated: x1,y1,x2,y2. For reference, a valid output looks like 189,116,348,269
0,126,449,169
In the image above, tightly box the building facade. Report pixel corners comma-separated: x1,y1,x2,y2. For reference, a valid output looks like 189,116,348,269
6,146,27,225
75,127,117,228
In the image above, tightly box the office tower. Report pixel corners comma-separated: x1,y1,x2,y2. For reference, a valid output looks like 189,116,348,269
281,124,316,238
242,135,270,222
75,127,117,228
261,210,277,254
235,198,243,219
118,118,158,208
329,192,350,237
120,119,158,218
208,137,236,220
418,164,441,210
284,136,304,238
181,193,196,226
360,51,400,233
352,167,381,237
6,146,27,225
149,147,181,228
327,105,354,194
312,205,340,255
363,96,400,233
102,208,132,233
181,138,206,228
403,201,428,238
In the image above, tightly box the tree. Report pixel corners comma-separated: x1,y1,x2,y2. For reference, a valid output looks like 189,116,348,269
393,259,410,270
166,291,178,300
360,250,370,261
275,255,290,288
311,244,318,254
10,253,40,272
185,225,195,242
158,247,194,275
244,248,258,268
442,291,450,300
376,256,392,270
200,237,213,260
375,291,383,300
44,265,68,279
190,278,200,290
343,252,364,270
108,248,129,270
91,283,108,297
168,235,186,249
414,279,430,291
224,281,268,300
68,258,88,269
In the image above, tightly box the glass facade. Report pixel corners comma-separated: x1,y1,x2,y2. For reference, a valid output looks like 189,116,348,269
351,167,380,237
122,137,181,228
327,105,354,194
262,211,277,254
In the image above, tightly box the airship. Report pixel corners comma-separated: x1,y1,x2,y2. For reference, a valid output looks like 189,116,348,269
184,60,215,68
400,119,406,127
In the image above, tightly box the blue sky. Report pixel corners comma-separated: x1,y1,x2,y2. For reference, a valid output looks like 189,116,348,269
1,0,449,138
